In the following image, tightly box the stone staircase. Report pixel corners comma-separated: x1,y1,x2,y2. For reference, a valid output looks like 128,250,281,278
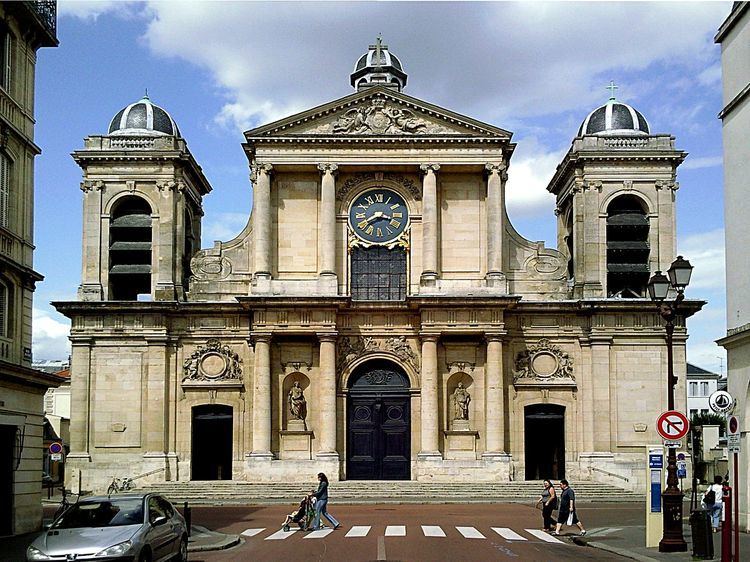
139,480,644,505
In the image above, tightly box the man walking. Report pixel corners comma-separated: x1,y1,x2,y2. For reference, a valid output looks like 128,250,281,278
554,479,586,536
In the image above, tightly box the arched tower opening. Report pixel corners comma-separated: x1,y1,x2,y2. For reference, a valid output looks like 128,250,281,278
109,195,152,300
606,194,649,298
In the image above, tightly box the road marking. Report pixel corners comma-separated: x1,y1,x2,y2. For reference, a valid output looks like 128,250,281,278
492,527,527,541
304,528,334,539
457,526,485,539
385,525,406,536
240,528,265,537
421,525,446,537
592,527,621,537
265,528,298,540
525,529,564,543
377,536,386,560
345,525,371,537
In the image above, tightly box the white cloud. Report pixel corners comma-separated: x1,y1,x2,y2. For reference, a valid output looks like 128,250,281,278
203,212,249,242
32,309,70,361
505,139,564,219
59,0,141,20
681,156,723,171
677,228,725,291
130,1,728,132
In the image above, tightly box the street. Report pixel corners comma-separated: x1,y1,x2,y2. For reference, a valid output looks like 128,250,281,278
188,502,626,561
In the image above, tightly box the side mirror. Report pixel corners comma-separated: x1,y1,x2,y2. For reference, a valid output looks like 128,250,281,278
151,515,168,527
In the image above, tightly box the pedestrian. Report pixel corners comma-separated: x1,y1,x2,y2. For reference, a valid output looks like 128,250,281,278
536,479,558,532
554,479,586,536
311,472,340,531
702,475,724,532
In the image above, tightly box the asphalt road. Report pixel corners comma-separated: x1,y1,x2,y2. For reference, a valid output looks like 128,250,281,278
188,502,628,561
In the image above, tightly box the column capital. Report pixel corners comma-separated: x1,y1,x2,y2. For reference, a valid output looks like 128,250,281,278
484,331,507,343
485,162,508,181
250,162,274,182
419,332,440,343
317,332,338,343
248,333,272,347
317,163,339,175
420,163,441,175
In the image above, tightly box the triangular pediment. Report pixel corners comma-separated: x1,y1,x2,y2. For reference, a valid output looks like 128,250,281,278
244,87,512,140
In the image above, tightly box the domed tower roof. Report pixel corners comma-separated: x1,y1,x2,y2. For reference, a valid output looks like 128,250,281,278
578,82,650,137
350,36,407,92
108,94,180,137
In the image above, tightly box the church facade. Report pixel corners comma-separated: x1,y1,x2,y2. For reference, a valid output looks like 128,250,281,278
56,41,701,493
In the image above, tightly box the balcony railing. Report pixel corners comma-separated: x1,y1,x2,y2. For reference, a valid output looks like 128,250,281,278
23,1,57,39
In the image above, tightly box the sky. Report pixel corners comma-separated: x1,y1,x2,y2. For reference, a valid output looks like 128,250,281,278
33,0,731,375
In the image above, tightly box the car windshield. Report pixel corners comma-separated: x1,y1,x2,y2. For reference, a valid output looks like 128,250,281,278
53,498,144,529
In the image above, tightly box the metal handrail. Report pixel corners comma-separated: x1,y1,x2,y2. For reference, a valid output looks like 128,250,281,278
591,466,630,482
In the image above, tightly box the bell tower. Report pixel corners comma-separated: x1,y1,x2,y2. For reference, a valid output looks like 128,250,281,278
73,96,211,301
547,86,686,299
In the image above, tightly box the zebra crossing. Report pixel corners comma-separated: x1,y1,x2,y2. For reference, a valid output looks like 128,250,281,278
240,525,567,544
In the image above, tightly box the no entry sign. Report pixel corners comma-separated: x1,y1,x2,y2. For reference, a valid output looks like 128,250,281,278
656,410,690,441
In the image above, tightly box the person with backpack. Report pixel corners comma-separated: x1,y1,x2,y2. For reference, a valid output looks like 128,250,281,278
703,475,724,532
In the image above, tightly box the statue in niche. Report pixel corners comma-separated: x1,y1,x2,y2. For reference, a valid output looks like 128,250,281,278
288,381,307,421
452,382,471,420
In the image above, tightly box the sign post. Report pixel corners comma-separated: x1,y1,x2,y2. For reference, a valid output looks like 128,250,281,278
727,415,740,561
656,410,689,552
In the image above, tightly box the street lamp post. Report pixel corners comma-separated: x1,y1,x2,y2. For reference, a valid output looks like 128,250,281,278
648,255,693,553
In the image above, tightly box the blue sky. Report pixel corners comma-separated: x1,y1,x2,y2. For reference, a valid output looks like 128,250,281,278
33,1,730,375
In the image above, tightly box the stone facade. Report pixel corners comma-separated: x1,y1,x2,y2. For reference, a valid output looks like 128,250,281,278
0,1,59,537
56,43,703,494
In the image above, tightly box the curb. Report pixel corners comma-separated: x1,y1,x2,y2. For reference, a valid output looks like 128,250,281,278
187,525,241,553
575,538,660,562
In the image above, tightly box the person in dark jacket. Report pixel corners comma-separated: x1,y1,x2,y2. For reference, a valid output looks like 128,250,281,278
553,479,586,536
311,472,340,531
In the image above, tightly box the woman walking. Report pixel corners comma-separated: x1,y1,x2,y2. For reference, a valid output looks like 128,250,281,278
536,479,558,532
311,472,341,531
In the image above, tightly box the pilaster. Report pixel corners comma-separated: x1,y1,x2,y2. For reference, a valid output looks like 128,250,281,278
252,163,273,285
317,163,339,295
317,333,339,459
483,332,506,457
418,333,441,458
420,164,440,287
249,333,273,459
485,162,507,291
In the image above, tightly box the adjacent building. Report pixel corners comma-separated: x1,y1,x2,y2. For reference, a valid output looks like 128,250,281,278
686,363,722,419
716,0,750,532
0,0,59,537
55,39,702,495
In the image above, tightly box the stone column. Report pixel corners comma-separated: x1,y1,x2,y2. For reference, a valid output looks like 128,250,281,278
78,180,104,300
418,334,441,458
67,338,93,459
317,163,339,294
485,162,507,286
250,333,273,458
252,163,273,280
317,333,339,458
155,181,178,301
420,164,440,285
483,333,506,457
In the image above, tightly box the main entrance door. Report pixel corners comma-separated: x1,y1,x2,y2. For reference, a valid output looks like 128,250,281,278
347,361,410,480
191,405,232,480
524,404,565,480
0,425,14,535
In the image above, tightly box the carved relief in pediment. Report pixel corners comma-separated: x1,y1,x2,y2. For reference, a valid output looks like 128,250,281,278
337,335,420,375
183,339,243,382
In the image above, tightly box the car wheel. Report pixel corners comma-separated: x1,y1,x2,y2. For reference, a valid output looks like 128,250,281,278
138,548,152,562
176,536,188,561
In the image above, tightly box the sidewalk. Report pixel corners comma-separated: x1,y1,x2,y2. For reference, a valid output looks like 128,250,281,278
576,523,750,561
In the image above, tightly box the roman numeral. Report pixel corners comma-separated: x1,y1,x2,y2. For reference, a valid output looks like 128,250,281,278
357,220,369,230
390,219,401,228
393,212,403,218
375,193,384,203
376,228,382,237
390,203,400,210
365,196,374,205
357,203,369,211
355,212,366,219
365,225,374,235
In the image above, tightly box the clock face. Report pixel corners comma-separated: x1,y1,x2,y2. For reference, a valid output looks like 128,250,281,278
349,188,409,244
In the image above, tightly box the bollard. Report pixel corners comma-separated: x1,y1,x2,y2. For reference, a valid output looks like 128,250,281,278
722,485,732,562
689,509,714,559
184,501,191,538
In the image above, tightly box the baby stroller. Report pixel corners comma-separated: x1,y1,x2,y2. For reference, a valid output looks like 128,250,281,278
282,495,315,532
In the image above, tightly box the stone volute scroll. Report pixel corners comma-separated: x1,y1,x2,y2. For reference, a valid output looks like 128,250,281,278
512,338,576,389
182,339,243,387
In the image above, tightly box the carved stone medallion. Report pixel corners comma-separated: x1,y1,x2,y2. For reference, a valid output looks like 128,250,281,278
513,339,574,382
183,339,243,382
190,251,232,281
337,335,420,375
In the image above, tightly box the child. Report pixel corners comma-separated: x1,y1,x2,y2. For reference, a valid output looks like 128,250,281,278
282,495,313,532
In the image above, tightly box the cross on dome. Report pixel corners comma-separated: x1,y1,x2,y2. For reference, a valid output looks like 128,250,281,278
351,37,407,92
606,80,619,101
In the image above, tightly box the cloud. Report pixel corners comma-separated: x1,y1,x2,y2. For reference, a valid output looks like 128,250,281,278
59,0,142,20
677,228,725,291
681,156,723,171
32,309,70,361
132,1,728,132
203,212,249,242
505,139,563,219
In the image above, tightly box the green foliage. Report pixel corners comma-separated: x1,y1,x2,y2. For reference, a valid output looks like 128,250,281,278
691,412,726,432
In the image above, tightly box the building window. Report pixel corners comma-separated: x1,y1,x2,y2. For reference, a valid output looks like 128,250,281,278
606,195,649,297
109,196,152,300
700,381,709,397
690,409,697,418
0,153,9,229
689,382,698,397
701,409,709,416
0,23,12,92
0,278,8,337
351,246,406,301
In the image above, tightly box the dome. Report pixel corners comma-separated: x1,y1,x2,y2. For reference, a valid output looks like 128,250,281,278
578,85,650,137
108,95,180,137
350,36,407,92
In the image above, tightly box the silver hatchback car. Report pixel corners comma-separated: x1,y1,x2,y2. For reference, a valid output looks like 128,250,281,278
26,493,188,562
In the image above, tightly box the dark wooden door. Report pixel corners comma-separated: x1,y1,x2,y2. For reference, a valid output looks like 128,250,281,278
524,404,565,480
347,362,411,480
192,405,233,480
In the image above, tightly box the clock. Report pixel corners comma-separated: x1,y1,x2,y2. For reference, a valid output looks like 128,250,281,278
349,188,409,244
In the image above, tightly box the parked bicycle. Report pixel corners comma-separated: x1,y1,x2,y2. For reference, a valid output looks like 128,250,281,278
107,476,134,495
53,486,75,521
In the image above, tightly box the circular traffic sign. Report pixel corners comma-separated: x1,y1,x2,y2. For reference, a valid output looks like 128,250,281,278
728,415,739,435
709,390,734,414
48,442,63,454
657,410,690,440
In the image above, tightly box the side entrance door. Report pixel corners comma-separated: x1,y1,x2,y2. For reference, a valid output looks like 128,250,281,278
347,362,410,480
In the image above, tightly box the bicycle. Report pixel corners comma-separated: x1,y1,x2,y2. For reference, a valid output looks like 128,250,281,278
52,486,75,521
107,476,135,495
